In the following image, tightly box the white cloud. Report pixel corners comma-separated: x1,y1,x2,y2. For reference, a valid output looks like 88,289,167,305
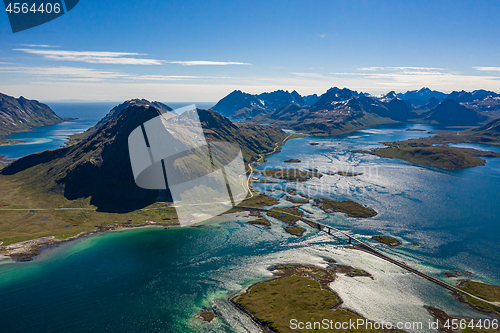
168,60,251,66
319,33,327,38
474,67,500,72
0,66,130,81
19,44,60,48
14,48,164,65
292,72,327,78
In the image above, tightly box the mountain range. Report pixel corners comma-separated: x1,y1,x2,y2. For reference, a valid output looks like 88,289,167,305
0,93,66,137
1,101,287,210
211,87,500,134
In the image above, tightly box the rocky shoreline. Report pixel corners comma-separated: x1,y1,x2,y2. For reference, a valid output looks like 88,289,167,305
229,262,376,333
0,220,179,261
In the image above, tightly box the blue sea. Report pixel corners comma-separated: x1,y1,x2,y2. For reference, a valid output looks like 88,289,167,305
0,107,499,332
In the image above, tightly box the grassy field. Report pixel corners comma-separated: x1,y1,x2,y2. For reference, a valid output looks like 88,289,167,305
459,281,500,313
315,198,377,218
371,235,401,247
247,218,271,226
237,276,383,333
261,168,322,182
284,226,306,236
267,207,303,223
0,175,177,246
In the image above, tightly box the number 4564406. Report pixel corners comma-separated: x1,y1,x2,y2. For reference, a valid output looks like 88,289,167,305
5,2,61,14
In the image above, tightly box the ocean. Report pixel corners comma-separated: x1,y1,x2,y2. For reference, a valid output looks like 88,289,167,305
0,106,499,332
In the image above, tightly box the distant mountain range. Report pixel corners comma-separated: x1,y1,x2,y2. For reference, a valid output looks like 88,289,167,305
0,93,66,137
1,101,287,210
211,87,500,134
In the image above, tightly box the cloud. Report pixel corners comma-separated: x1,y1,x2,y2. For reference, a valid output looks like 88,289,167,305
292,72,327,78
168,60,251,66
474,67,500,72
319,33,327,38
19,44,60,48
0,66,130,81
357,66,444,72
14,48,164,65
0,65,239,83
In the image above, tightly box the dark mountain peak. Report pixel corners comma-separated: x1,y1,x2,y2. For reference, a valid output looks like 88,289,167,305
92,99,172,133
290,90,305,105
379,91,400,103
313,87,354,109
2,102,287,211
427,99,486,125
398,88,447,106
303,94,319,106
418,87,432,93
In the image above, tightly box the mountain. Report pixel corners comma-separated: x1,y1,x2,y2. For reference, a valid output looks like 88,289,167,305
376,91,415,121
446,90,499,103
426,99,486,126
0,92,65,137
302,94,319,106
1,101,287,210
211,89,305,118
67,99,173,144
397,88,447,106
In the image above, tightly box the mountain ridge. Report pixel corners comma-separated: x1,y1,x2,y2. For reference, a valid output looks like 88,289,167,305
0,92,66,137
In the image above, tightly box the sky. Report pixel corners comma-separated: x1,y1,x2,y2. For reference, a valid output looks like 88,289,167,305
0,0,500,102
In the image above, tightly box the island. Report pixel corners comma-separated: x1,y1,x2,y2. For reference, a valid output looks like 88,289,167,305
261,168,322,182
267,206,303,223
0,139,25,146
405,128,426,132
457,280,500,314
309,142,320,145
284,158,301,163
284,226,306,236
352,143,500,170
247,218,271,226
196,310,216,323
232,264,381,333
314,198,377,218
371,235,402,247
285,195,309,204
324,171,363,177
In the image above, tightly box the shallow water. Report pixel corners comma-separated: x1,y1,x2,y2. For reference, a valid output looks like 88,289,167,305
1,119,499,332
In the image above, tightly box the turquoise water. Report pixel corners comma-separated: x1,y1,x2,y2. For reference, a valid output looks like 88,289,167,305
1,117,500,332
0,102,215,160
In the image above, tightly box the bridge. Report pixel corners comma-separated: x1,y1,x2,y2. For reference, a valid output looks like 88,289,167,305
238,205,500,309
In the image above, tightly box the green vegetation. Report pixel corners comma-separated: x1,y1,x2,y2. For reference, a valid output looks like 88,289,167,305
459,281,500,313
236,276,382,333
267,207,303,223
325,171,363,177
284,226,306,236
353,144,493,170
0,92,64,137
285,196,309,204
284,158,301,163
0,139,24,146
371,235,401,247
237,192,278,208
248,218,271,226
337,171,362,176
0,174,178,246
460,281,500,302
262,168,322,182
315,198,377,218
